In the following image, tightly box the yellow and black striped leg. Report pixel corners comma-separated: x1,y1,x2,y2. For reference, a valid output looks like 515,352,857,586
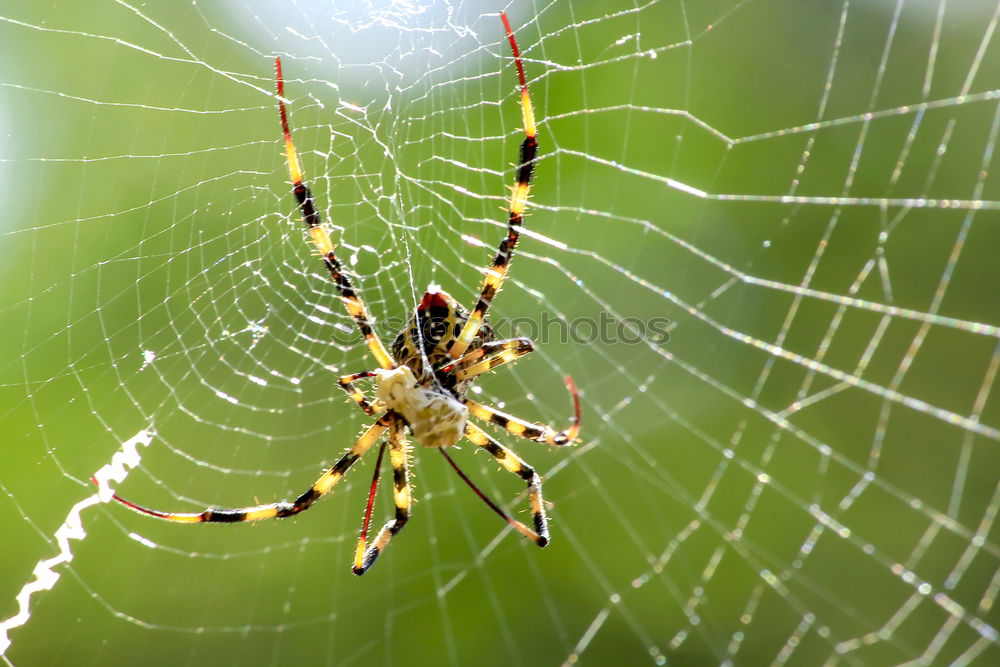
275,58,394,370
107,415,391,523
466,375,579,445
436,337,534,377
354,416,411,575
463,423,549,547
449,13,538,360
467,378,580,446
338,370,378,415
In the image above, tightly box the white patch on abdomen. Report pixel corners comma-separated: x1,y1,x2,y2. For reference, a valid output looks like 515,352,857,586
375,367,467,448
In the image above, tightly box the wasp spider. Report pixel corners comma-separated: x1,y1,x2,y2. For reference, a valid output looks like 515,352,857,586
107,12,580,575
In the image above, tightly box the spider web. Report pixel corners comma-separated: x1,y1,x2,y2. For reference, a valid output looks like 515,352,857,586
1,0,999,665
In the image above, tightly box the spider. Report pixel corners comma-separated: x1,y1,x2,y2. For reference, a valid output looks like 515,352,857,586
105,12,580,575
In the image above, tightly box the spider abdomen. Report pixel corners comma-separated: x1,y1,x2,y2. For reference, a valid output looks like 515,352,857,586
375,366,468,448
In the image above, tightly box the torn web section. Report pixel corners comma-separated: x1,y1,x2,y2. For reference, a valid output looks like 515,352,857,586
0,430,154,658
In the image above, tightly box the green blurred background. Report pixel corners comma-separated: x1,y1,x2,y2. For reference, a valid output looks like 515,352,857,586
2,1,998,665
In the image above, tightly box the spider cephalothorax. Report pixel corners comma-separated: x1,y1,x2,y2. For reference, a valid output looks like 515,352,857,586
105,13,580,576
391,287,495,396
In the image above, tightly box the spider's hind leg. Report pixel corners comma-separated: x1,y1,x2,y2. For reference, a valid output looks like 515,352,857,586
353,415,412,575
463,422,549,546
104,415,391,524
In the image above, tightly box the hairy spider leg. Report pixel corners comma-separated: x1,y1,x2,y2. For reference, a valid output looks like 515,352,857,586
105,415,391,523
436,337,534,375
354,416,412,575
449,12,538,360
456,423,549,546
452,339,538,382
275,57,394,370
338,370,379,415
354,437,387,569
466,376,580,445
444,340,582,440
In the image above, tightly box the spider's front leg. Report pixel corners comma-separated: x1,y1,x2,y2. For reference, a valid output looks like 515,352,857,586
275,58,395,370
449,13,538,360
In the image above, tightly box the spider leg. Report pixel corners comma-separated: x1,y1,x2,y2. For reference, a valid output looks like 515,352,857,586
467,376,580,446
353,438,387,569
106,414,391,523
436,337,534,377
463,422,549,546
449,13,537,360
275,58,394,370
338,370,378,415
354,415,412,575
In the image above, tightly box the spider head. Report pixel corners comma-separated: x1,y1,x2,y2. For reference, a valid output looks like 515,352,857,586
418,287,453,312
391,285,494,395
417,286,458,335
407,286,465,360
